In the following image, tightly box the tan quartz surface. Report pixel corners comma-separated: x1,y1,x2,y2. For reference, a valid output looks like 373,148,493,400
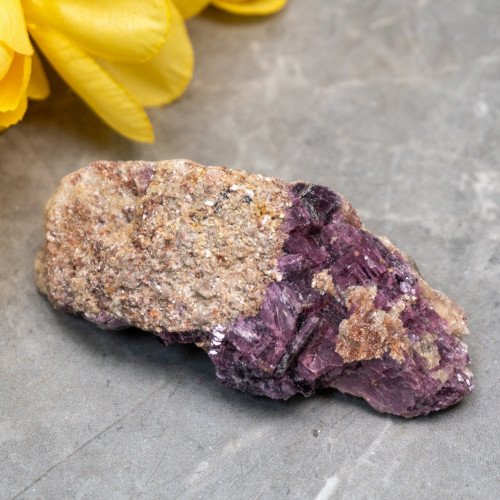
36,160,291,333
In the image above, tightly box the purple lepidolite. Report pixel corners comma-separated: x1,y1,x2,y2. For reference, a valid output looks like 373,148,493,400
35,160,473,417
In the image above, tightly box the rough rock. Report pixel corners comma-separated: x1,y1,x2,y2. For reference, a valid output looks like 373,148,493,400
35,160,474,417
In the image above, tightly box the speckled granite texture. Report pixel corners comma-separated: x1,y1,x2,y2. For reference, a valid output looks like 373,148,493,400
1,0,498,498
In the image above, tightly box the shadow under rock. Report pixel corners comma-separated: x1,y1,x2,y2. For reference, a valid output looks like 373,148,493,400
50,307,297,418
51,306,215,379
49,306,321,420
46,297,473,422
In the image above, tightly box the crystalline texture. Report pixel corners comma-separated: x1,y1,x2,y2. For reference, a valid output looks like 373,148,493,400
207,183,473,416
36,160,473,417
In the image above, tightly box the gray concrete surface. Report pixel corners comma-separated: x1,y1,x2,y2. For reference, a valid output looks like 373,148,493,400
1,1,499,498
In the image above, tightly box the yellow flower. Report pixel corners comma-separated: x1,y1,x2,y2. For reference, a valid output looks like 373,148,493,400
0,0,48,130
175,0,287,19
1,0,193,142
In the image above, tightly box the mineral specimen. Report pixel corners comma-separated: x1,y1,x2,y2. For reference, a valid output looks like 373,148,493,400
35,160,473,417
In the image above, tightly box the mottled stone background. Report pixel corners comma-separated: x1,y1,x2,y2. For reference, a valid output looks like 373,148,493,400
1,1,499,498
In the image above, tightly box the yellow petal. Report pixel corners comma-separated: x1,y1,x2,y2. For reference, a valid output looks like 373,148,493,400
28,49,50,100
0,52,31,112
98,1,193,107
0,0,33,54
28,24,154,142
0,91,27,128
0,42,14,80
212,0,287,15
22,0,169,63
174,0,211,19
